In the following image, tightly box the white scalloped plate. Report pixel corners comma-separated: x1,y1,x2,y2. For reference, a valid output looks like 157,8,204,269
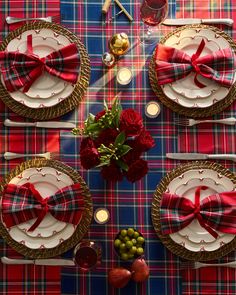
4,167,78,249
166,169,235,252
160,28,236,108
3,28,76,108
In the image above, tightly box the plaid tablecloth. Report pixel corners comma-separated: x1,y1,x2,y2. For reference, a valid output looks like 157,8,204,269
0,2,61,295
0,0,236,294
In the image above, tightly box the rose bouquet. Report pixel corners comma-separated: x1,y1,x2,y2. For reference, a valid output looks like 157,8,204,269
73,98,155,182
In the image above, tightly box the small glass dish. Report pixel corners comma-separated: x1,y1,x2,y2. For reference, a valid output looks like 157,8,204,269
114,228,145,261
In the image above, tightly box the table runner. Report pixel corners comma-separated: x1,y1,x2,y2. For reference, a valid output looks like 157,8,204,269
60,0,181,294
60,1,236,295
0,1,61,295
176,1,236,295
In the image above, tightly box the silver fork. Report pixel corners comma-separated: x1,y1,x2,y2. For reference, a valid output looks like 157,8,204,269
6,15,60,24
4,151,60,160
180,260,236,270
174,117,236,126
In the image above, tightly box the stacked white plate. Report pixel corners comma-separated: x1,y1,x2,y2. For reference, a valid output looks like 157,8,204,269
166,169,236,252
160,28,236,108
3,167,78,249
3,28,78,108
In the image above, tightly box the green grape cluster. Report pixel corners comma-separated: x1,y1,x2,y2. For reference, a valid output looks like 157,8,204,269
114,228,145,261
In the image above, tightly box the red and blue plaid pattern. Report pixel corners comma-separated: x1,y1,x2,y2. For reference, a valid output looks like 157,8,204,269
155,40,235,87
160,186,236,238
2,182,84,231
0,35,80,92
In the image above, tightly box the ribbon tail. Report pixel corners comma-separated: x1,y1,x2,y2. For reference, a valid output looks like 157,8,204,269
197,216,219,239
22,66,44,92
194,74,206,88
195,186,218,239
28,210,47,231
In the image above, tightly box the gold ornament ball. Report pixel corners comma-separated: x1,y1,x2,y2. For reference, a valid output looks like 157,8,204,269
109,32,130,56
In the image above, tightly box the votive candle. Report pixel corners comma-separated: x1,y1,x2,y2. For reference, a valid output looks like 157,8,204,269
116,67,132,85
145,101,161,118
94,208,110,224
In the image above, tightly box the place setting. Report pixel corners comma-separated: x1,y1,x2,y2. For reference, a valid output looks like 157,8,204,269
0,158,93,259
0,20,90,120
149,24,236,118
151,161,236,261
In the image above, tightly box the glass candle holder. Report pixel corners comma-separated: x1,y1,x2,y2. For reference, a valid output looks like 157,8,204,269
145,101,161,118
116,67,132,85
94,208,110,224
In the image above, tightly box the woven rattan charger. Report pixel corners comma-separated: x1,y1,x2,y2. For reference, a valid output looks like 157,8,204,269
0,21,90,120
149,24,236,118
0,159,93,259
151,161,236,261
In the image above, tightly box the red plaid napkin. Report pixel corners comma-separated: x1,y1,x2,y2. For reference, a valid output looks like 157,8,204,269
2,182,84,231
155,39,235,88
0,34,80,93
160,186,236,238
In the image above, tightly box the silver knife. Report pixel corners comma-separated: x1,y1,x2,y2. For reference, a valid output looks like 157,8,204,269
166,153,236,162
162,18,234,26
1,257,75,266
4,119,76,129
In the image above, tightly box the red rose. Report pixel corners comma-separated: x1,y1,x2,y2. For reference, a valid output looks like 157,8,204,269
120,109,143,136
126,159,148,182
95,128,119,147
80,147,100,169
80,137,96,151
122,140,142,165
134,129,155,152
101,161,123,182
95,109,106,122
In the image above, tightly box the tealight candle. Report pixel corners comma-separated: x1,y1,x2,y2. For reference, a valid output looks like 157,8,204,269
116,67,132,85
145,101,161,118
94,208,110,224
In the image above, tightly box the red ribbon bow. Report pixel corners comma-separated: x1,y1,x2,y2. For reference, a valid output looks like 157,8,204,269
0,34,80,93
2,183,84,231
155,39,235,88
160,186,236,238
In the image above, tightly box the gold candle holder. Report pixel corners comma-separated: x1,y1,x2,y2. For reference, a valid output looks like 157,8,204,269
108,32,130,56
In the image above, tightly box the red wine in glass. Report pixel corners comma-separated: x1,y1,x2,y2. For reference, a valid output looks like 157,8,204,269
141,0,168,26
74,241,101,272
140,0,168,44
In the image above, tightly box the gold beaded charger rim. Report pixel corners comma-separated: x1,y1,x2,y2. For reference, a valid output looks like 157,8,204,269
0,159,93,259
0,21,91,120
151,161,236,261
149,24,236,118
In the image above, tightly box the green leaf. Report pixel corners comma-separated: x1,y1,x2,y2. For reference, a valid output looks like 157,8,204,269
111,97,118,113
119,145,132,157
96,160,110,168
88,113,95,123
86,123,101,132
103,99,108,111
114,132,126,146
116,159,129,171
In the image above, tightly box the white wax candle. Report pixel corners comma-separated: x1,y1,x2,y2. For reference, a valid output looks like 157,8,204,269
94,208,110,224
117,67,132,85
145,101,161,118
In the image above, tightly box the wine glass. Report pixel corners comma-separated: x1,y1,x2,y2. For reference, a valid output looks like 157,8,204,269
73,241,102,272
140,0,168,45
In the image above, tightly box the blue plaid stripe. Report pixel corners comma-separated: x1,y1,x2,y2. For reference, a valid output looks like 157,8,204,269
60,1,181,295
